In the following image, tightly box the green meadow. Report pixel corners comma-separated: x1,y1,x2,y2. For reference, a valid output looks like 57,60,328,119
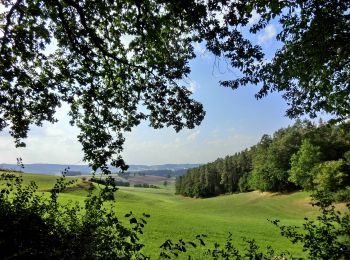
15,172,327,258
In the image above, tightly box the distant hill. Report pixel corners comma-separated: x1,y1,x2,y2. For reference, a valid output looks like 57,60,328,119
127,169,189,177
0,163,200,176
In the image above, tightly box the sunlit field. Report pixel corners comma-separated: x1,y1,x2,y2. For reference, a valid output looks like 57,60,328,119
16,172,323,258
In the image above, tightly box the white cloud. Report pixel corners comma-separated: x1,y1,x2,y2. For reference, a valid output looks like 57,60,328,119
0,118,260,165
187,80,200,93
121,124,260,165
0,133,84,164
122,126,203,164
258,24,277,44
186,129,200,142
0,105,84,164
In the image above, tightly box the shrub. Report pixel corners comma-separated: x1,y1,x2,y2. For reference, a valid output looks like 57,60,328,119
0,173,149,259
333,187,350,202
271,192,350,259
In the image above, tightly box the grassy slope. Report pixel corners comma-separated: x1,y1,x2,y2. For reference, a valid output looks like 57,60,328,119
11,173,323,258
113,187,318,258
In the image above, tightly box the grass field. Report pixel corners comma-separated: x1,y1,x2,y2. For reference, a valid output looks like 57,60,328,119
4,172,328,258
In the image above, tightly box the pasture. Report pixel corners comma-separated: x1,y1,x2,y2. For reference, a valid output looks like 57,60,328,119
9,172,324,258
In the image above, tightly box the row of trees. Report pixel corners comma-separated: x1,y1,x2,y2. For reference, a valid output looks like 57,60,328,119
134,183,160,189
91,177,131,187
176,120,350,199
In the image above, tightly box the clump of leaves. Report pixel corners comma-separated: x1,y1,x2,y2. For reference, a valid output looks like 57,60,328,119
270,192,350,259
159,234,207,259
206,233,288,260
0,173,150,259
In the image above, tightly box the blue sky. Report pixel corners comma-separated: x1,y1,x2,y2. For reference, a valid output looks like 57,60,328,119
1,19,301,165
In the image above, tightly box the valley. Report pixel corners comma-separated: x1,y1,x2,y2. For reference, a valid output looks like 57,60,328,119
15,172,325,258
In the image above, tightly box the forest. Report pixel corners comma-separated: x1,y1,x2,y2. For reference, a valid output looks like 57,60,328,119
176,120,350,200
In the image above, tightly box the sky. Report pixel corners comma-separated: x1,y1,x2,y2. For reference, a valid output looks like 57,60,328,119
0,13,300,165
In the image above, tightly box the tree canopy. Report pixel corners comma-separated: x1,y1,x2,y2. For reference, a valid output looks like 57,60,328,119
0,0,207,172
1,0,349,172
204,0,350,119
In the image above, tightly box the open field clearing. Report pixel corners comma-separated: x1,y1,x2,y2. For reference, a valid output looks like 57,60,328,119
8,172,330,258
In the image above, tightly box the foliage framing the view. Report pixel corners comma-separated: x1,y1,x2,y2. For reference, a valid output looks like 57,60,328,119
1,0,349,172
0,0,207,172
0,172,150,259
1,0,350,258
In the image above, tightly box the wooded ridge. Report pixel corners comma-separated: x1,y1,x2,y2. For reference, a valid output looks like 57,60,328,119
176,120,350,200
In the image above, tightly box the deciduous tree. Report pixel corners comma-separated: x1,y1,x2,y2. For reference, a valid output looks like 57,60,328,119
1,0,349,173
289,139,321,190
0,0,206,172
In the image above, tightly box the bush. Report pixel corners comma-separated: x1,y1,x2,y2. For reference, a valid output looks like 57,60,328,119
0,173,149,259
333,187,350,202
271,192,350,259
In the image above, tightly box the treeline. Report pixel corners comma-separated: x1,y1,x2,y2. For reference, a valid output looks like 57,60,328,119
91,177,130,187
134,183,160,189
125,169,187,177
176,120,350,200
90,178,161,189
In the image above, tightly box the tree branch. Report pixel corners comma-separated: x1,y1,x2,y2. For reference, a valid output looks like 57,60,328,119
62,0,150,72
0,0,24,54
